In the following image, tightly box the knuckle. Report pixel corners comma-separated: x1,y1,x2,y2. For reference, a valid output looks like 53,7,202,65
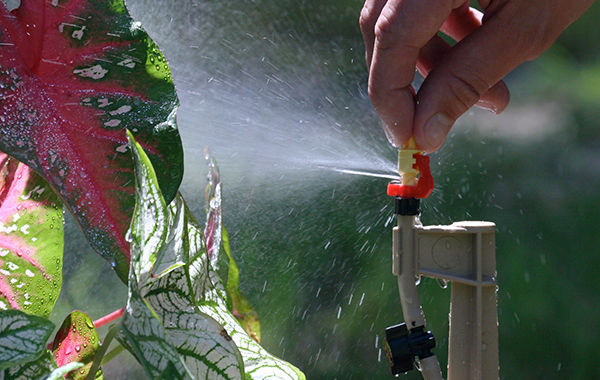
494,6,562,61
359,2,378,33
367,82,386,106
444,68,489,116
373,12,399,49
523,27,559,60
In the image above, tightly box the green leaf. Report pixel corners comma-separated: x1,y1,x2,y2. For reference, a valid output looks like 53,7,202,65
118,286,193,380
126,129,169,283
0,310,55,370
0,0,184,283
122,134,304,379
198,153,305,380
140,247,245,380
203,150,260,342
153,361,184,380
222,228,261,344
40,362,85,380
1,349,56,380
198,300,306,380
118,133,244,379
0,154,63,318
51,311,102,380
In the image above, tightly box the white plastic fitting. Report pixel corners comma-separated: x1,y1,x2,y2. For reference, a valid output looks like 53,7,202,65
393,218,499,380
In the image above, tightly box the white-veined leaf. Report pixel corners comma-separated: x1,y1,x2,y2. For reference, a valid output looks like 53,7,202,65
118,133,244,379
0,310,55,370
141,249,245,380
199,298,306,380
196,153,305,380
39,362,84,380
0,349,55,380
118,282,193,379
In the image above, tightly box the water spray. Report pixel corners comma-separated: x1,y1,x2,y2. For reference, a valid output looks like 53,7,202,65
383,138,499,380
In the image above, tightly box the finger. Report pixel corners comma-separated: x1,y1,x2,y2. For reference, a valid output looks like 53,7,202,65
359,0,387,71
440,1,482,41
413,0,596,153
413,16,530,153
367,0,457,147
417,32,509,115
441,4,510,114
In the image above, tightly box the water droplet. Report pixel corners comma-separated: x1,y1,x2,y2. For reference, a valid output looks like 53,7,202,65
437,278,448,289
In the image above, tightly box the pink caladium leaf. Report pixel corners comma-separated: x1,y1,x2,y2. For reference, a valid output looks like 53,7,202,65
0,153,63,318
51,310,102,380
0,0,184,282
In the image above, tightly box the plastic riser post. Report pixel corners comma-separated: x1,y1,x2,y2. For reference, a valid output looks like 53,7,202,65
393,221,499,380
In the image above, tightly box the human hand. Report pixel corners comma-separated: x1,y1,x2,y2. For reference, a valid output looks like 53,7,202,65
360,0,595,153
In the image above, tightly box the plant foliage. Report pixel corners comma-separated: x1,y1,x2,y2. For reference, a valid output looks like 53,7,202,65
0,153,63,318
0,0,184,282
0,0,305,378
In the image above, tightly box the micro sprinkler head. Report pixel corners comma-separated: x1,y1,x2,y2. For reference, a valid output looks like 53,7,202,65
387,137,434,200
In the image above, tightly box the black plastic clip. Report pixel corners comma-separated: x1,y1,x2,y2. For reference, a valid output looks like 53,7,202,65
383,323,436,376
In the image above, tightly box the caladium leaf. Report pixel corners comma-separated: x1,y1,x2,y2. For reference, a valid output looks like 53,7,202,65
118,284,193,380
221,228,261,344
204,149,260,342
204,151,223,268
118,134,244,379
0,0,184,282
197,153,304,380
198,297,306,380
140,247,246,380
153,361,184,380
0,349,57,380
0,309,55,370
51,311,102,380
42,362,85,380
0,153,63,318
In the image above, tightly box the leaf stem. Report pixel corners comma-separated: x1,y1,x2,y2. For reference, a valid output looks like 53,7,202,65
93,307,124,328
86,321,122,380
101,344,126,366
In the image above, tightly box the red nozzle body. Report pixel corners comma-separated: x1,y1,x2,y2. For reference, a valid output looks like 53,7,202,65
387,154,433,199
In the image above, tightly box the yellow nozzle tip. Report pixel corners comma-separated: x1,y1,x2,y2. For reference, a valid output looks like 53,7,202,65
398,137,421,186
404,137,418,150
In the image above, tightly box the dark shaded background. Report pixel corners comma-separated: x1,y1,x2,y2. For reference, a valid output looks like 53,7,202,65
47,0,600,378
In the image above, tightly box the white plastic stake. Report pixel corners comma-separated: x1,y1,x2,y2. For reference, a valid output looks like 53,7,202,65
393,220,499,380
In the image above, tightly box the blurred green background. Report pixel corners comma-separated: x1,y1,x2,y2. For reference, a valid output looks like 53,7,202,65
49,0,600,378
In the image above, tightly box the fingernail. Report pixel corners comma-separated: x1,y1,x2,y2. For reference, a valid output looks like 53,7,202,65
424,113,452,150
476,99,499,114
